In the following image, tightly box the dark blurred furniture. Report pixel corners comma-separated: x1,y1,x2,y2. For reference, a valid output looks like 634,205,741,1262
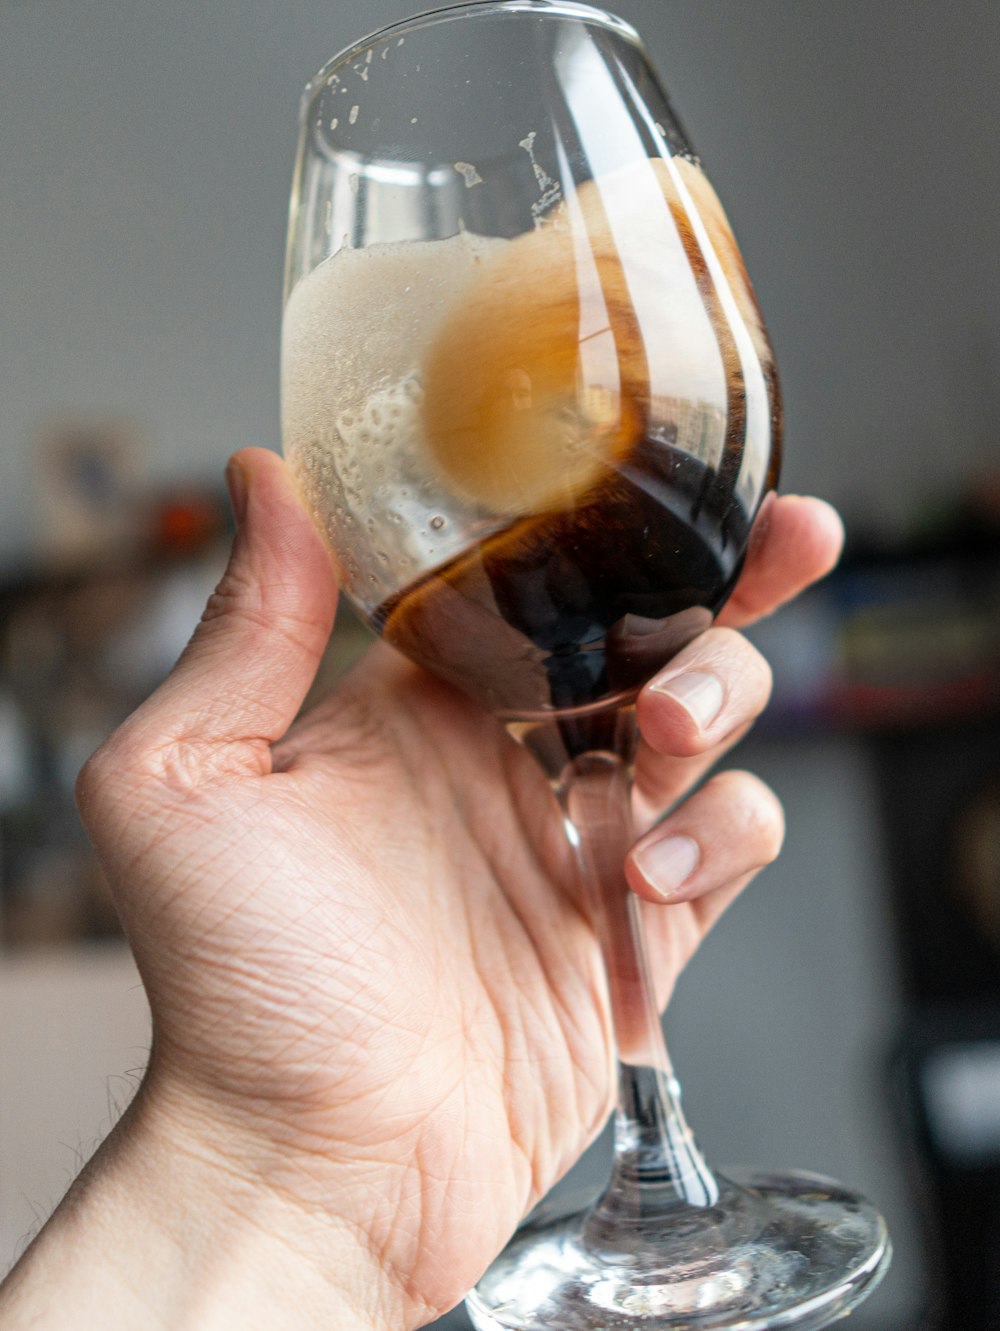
893,1013,1000,1330
0,490,230,948
875,718,1000,1331
0,510,372,950
754,512,1000,1330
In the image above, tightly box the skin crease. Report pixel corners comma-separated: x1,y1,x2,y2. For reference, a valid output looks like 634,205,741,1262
10,449,842,1330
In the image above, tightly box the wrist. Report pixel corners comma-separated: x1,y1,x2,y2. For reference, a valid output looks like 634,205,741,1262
135,1074,404,1331
0,1071,406,1331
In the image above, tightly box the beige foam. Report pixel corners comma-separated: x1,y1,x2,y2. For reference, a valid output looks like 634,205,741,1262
420,157,771,516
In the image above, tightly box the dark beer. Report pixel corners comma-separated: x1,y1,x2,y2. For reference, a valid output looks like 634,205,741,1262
283,154,781,721
376,434,763,717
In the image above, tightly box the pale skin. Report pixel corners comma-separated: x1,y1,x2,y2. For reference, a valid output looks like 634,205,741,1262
0,448,844,1331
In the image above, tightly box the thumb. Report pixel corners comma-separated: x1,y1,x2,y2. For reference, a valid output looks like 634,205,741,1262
117,447,338,781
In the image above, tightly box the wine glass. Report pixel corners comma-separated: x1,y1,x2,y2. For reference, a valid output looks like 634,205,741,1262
281,3,891,1327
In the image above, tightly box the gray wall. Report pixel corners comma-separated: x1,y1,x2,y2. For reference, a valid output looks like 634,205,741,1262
2,0,998,554
4,1,998,1326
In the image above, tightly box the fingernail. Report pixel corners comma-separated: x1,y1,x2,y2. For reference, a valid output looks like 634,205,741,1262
225,461,248,527
635,835,701,899
652,671,725,731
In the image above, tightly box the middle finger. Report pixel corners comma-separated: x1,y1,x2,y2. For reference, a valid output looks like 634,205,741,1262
633,626,772,830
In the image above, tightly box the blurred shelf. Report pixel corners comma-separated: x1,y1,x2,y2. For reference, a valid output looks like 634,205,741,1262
747,539,1000,744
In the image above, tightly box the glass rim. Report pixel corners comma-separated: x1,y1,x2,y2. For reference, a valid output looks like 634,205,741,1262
302,1,644,102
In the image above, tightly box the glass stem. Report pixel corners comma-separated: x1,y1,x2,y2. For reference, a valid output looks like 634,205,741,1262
556,720,719,1237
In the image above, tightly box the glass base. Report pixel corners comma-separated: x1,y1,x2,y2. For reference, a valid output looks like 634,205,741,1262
465,1169,891,1331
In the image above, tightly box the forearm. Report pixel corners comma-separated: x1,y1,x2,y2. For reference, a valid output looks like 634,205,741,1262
0,1082,397,1331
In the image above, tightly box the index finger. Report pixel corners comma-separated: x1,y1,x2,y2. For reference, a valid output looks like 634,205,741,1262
718,494,844,629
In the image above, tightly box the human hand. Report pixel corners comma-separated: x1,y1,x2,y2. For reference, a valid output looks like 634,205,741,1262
5,448,842,1331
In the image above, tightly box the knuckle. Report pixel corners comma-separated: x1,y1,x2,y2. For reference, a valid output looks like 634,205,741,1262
702,767,751,802
703,624,745,654
74,749,104,816
198,563,330,659
200,559,256,627
744,644,774,701
754,798,786,862
684,627,773,711
704,769,785,861
701,625,757,667
152,731,269,793
713,628,773,698
732,769,785,859
74,724,140,822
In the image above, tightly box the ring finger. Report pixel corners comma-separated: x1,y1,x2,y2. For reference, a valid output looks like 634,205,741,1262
627,768,784,909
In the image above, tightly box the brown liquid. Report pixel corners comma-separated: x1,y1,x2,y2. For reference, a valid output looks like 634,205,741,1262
371,156,782,721
375,435,764,719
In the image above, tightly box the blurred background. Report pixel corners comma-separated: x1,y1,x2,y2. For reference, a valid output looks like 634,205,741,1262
1,1,999,1326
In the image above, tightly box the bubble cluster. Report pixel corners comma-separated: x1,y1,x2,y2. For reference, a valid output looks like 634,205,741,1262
282,232,510,609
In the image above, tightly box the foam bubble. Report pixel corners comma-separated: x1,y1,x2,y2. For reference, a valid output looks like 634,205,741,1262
281,231,508,607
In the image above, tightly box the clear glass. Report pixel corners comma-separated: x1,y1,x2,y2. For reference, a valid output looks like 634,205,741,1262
281,3,891,1326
